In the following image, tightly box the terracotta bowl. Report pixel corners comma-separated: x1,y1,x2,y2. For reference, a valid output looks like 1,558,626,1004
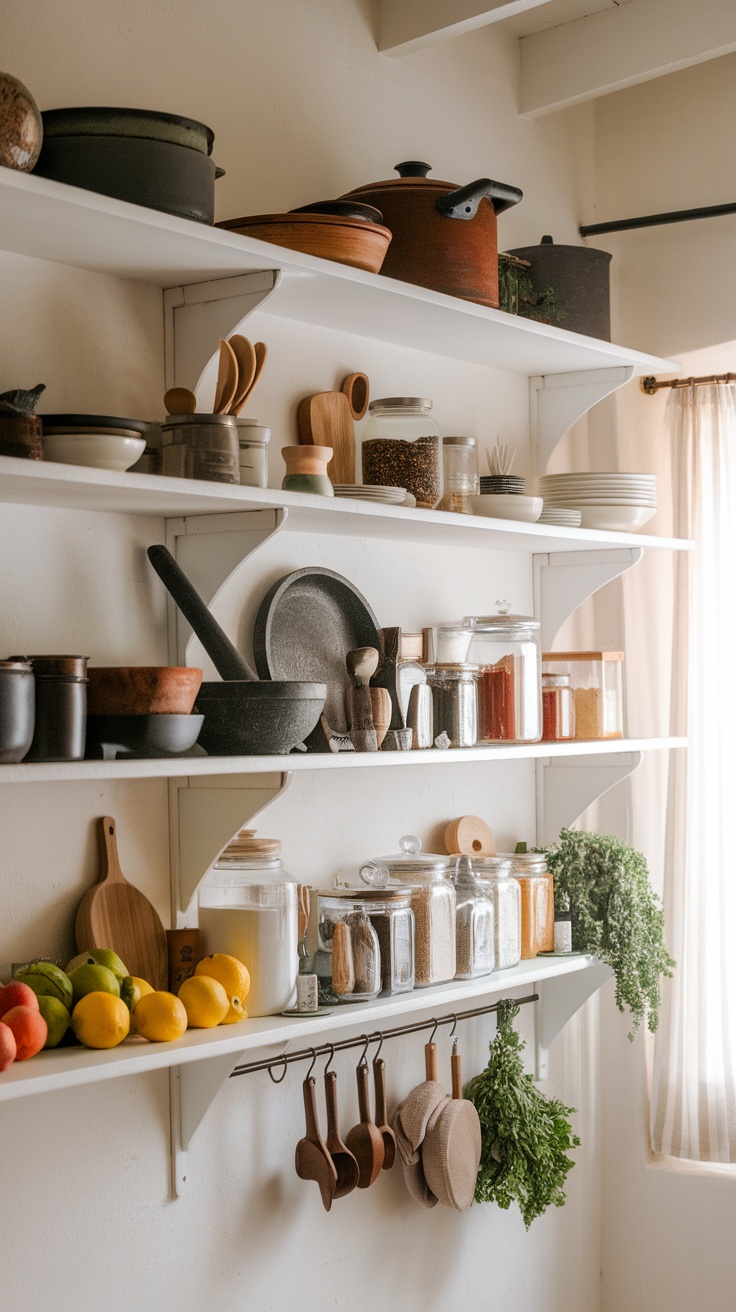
216,212,392,274
87,666,203,716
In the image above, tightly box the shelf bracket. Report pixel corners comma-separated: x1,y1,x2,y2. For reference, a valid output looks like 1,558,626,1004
536,750,643,848
531,366,635,475
533,547,644,650
535,961,613,1079
164,269,282,396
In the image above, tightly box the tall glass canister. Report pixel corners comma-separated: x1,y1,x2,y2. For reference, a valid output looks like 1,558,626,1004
360,397,443,508
464,605,542,742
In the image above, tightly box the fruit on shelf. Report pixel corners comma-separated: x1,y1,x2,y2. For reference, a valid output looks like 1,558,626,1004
14,960,73,1010
120,975,153,1013
132,991,187,1043
71,992,130,1049
66,949,129,982
69,963,120,1005
36,995,71,1048
0,1021,17,1071
178,975,229,1028
194,954,250,1023
2,1005,47,1060
0,980,40,1019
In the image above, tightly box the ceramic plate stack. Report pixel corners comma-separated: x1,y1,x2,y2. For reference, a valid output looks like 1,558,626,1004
538,507,583,528
537,473,657,531
334,484,406,505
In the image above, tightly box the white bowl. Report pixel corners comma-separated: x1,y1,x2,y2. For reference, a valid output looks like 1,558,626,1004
579,504,657,531
470,494,543,522
42,431,146,472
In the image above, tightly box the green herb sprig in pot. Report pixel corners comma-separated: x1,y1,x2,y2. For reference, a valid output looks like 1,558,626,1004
544,828,674,1038
464,999,580,1228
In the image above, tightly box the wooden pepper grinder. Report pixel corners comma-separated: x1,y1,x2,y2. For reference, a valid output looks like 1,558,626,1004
346,646,379,752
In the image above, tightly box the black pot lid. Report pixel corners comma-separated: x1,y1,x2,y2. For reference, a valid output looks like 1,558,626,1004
41,107,215,155
40,414,151,434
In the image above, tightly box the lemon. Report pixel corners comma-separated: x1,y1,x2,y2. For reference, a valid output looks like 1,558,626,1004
132,991,187,1042
178,975,229,1028
120,975,154,1013
71,992,130,1049
194,954,250,1023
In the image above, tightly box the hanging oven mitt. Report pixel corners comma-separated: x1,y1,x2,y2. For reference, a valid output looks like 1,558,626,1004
391,1080,449,1208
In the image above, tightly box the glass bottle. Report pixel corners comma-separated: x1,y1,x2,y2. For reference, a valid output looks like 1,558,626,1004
360,397,443,508
541,673,575,741
438,436,479,514
464,603,542,742
501,850,554,958
452,856,495,979
463,856,521,970
425,664,479,747
315,893,382,1003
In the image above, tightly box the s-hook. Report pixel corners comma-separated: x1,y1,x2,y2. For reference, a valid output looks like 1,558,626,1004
324,1043,336,1075
306,1048,318,1079
268,1054,289,1084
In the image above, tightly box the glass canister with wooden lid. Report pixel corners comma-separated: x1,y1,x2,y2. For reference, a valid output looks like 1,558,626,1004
542,651,624,739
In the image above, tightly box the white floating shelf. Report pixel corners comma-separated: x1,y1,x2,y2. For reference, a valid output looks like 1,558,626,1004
0,738,686,783
0,953,598,1104
0,169,678,374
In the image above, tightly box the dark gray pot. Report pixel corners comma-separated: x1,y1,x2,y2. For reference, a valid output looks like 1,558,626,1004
507,235,612,341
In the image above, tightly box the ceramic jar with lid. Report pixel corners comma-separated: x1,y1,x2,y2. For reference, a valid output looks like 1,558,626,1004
316,893,382,1002
360,397,443,508
501,850,554,958
464,604,542,742
361,835,456,986
452,856,495,979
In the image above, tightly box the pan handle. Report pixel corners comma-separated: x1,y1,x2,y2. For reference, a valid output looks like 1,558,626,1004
147,544,257,682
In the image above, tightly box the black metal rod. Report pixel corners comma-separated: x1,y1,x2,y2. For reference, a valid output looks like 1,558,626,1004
229,991,539,1080
580,201,736,238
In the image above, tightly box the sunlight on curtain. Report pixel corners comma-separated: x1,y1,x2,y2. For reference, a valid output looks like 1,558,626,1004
650,384,736,1161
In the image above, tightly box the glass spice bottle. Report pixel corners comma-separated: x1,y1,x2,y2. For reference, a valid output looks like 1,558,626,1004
541,673,576,741
438,435,479,514
360,397,444,508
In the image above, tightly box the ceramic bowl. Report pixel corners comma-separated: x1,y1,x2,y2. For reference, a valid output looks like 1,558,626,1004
578,504,657,532
42,431,146,471
470,494,543,523
87,666,203,716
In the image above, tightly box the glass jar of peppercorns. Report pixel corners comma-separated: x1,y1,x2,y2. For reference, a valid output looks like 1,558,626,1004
360,397,444,508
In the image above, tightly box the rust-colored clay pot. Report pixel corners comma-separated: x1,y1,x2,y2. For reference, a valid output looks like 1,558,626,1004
87,666,203,716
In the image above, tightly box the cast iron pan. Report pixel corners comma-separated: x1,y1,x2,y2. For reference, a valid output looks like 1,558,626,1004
253,567,380,750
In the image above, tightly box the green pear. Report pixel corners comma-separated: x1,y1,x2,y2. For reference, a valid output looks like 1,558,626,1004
66,948,128,981
37,995,71,1048
69,963,120,1004
14,960,73,1010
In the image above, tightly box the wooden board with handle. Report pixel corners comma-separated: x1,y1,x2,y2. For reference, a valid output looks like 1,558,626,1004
297,390,355,484
75,816,168,990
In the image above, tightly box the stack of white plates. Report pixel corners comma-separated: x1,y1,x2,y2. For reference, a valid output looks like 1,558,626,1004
334,484,406,505
538,507,583,528
537,473,657,532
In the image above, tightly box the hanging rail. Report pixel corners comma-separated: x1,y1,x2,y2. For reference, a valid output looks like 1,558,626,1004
229,992,539,1082
641,371,736,394
579,200,736,239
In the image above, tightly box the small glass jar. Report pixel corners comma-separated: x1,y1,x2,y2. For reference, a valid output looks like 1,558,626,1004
316,894,382,1003
361,836,456,986
438,436,479,514
452,856,495,980
464,604,542,742
501,851,554,958
542,651,624,739
235,419,270,488
198,841,298,1016
360,397,443,508
464,856,521,970
541,673,575,741
426,664,479,748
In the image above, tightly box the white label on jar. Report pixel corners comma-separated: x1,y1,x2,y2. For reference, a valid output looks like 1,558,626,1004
297,974,319,1011
554,919,572,954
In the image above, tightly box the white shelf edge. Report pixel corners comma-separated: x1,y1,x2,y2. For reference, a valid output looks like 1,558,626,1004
0,954,597,1104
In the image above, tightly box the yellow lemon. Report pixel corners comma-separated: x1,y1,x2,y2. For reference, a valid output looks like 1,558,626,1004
178,975,229,1028
194,953,250,1023
132,991,187,1042
71,991,130,1049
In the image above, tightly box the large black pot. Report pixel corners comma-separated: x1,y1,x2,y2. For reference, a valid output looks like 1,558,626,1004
507,234,612,340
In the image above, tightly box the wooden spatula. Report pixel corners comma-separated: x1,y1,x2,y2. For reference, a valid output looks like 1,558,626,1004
213,338,239,414
228,335,257,415
234,341,268,415
297,390,355,484
75,817,168,990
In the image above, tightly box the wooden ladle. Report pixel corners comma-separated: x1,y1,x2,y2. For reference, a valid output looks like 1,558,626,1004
324,1066,360,1198
345,1055,385,1187
373,1054,397,1170
294,1073,338,1212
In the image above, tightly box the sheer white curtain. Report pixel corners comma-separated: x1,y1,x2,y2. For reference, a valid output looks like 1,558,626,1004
649,383,736,1161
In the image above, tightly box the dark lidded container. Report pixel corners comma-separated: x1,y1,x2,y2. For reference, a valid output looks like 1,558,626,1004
11,655,88,761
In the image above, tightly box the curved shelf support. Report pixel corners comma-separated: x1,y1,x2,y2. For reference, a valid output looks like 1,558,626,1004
534,546,644,650
536,750,643,847
163,269,282,396
535,960,613,1079
531,366,635,475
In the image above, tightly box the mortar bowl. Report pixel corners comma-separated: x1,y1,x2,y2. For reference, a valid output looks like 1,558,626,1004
194,680,327,755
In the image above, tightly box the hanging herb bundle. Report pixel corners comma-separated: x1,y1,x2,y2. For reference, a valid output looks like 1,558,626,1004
464,1000,580,1228
544,828,675,1038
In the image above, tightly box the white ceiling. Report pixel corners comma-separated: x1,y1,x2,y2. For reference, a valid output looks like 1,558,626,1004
495,0,630,40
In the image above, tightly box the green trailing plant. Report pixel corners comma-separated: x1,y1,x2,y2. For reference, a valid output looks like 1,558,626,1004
544,828,675,1038
464,999,580,1228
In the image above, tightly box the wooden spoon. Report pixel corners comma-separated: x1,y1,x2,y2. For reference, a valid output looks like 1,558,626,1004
234,340,268,415
345,1059,385,1187
324,1069,360,1197
164,387,197,415
373,1055,397,1170
342,372,370,420
212,337,238,414
295,1074,338,1211
228,335,257,415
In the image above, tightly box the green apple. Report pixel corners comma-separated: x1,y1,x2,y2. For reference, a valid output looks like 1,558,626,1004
65,949,128,981
37,994,71,1048
69,963,120,1004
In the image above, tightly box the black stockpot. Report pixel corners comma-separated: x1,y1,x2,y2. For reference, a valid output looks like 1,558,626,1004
507,234,612,340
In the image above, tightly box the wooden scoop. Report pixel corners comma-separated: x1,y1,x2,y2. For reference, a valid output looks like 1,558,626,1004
345,1058,385,1188
75,817,167,989
373,1055,397,1170
295,1074,338,1212
324,1069,360,1198
213,337,238,414
164,387,197,416
228,335,257,415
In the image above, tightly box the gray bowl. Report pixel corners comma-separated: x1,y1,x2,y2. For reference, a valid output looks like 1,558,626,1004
194,681,326,755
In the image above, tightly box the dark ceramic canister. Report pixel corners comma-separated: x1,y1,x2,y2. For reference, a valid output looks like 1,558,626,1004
11,655,89,761
0,661,35,763
506,234,612,340
0,414,43,460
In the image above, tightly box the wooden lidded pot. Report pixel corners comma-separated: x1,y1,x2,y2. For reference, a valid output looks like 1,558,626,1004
342,162,522,308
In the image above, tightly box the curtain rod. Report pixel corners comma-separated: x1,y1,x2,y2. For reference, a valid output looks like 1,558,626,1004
580,200,736,238
642,373,736,394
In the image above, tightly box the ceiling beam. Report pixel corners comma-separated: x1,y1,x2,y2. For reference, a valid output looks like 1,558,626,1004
377,0,556,58
520,0,736,116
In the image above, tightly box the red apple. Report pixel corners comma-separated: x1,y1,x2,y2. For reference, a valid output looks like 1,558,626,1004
0,1021,16,1071
2,1005,47,1060
0,980,40,1019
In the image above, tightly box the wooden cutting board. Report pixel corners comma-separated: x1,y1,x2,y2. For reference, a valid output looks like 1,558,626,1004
75,816,168,990
297,390,355,484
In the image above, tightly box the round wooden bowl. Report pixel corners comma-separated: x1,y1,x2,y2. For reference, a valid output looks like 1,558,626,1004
87,666,203,716
217,212,392,274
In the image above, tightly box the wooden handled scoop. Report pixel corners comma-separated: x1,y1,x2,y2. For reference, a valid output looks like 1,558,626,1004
324,1069,360,1198
75,817,168,989
373,1055,397,1170
295,1074,338,1212
346,646,378,752
345,1058,385,1187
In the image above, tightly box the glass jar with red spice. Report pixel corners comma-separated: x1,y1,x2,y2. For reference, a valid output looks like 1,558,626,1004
463,605,542,742
541,672,575,741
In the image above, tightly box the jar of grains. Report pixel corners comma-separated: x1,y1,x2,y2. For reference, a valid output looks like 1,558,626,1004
541,651,624,740
452,856,495,979
426,664,479,747
361,836,456,986
462,856,521,970
501,850,554,958
360,397,443,508
463,604,542,742
316,893,382,1003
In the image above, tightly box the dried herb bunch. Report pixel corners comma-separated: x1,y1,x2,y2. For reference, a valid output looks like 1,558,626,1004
464,1000,580,1228
544,828,675,1038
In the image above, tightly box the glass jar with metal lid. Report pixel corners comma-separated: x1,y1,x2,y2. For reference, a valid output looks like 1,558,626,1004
460,856,521,970
360,397,443,508
425,663,479,747
452,856,495,979
500,849,554,958
361,835,456,986
463,603,542,742
541,672,575,741
320,886,414,997
438,435,479,514
316,892,383,1002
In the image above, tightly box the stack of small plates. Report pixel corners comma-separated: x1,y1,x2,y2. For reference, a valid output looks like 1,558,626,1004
537,473,657,532
538,507,583,528
334,484,406,505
